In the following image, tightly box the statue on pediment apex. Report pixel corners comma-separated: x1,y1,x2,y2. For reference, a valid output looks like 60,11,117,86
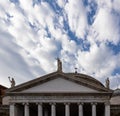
57,58,62,72
106,77,110,89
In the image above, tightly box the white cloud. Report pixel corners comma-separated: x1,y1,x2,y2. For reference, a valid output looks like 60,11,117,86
113,0,120,12
61,35,77,53
0,32,35,87
95,0,120,13
96,0,112,8
91,7,120,44
109,74,120,89
77,43,118,79
65,0,88,38
87,0,120,45
57,0,67,8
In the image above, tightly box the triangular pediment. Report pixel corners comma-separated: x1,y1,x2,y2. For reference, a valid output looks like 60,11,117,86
7,72,110,94
22,77,98,93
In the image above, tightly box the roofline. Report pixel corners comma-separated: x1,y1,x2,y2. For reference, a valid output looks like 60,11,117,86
6,71,59,92
66,73,105,87
0,84,8,89
6,71,111,93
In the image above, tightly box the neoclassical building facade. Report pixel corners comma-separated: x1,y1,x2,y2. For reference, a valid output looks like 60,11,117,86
6,59,112,116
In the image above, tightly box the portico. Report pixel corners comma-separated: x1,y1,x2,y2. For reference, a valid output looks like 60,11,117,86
9,101,110,116
6,59,112,116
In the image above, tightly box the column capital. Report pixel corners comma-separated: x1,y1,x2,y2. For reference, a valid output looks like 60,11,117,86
50,103,56,105
91,102,97,105
36,102,43,105
78,102,84,105
23,103,29,106
64,103,70,105
10,102,15,105
105,101,110,105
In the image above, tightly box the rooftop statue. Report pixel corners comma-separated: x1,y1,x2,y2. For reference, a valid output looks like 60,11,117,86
8,76,15,87
57,58,62,72
106,78,110,89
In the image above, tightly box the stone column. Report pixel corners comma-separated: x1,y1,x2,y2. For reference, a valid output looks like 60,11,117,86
38,103,43,116
65,103,70,116
92,103,97,116
51,103,56,116
24,103,29,116
10,103,15,116
105,102,110,116
78,103,83,116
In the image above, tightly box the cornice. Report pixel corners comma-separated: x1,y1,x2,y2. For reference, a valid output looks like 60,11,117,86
6,91,112,96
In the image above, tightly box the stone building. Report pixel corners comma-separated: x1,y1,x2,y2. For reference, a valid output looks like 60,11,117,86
0,85,8,104
110,89,120,116
0,85,9,116
5,59,113,116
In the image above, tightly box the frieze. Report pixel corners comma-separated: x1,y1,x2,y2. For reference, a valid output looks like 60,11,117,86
10,95,110,104
11,95,109,100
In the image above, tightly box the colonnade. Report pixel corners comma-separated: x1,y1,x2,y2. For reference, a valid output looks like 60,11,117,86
10,102,110,116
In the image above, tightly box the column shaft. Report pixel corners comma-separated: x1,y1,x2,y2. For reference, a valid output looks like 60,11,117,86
38,104,43,116
78,104,83,116
92,104,96,116
65,104,70,116
10,103,15,116
105,103,110,116
51,103,56,116
24,103,29,116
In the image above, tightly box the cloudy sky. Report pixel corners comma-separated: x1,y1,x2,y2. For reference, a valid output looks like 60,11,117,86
0,0,120,89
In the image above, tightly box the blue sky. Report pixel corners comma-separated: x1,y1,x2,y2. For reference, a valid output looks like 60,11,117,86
0,0,120,89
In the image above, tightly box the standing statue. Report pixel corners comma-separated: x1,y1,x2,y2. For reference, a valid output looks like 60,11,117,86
106,78,110,89
57,58,62,72
8,76,15,87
